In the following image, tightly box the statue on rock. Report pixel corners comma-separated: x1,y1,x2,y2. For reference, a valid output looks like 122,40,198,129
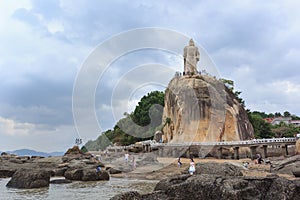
183,39,200,75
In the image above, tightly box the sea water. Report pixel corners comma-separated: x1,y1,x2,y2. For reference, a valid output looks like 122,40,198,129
0,177,158,200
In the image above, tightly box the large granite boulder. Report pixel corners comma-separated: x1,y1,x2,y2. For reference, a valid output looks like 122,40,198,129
50,179,72,184
162,75,254,143
6,168,51,189
62,146,91,162
106,167,122,174
0,169,16,178
193,162,244,176
272,155,300,175
64,168,109,181
292,168,300,177
111,174,300,200
110,191,142,200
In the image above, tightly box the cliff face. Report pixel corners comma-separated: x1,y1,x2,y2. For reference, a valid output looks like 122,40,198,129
162,75,254,143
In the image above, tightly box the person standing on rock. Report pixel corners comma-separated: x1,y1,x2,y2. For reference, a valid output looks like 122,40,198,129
189,158,196,175
183,39,200,75
132,156,136,170
178,157,182,168
125,152,129,163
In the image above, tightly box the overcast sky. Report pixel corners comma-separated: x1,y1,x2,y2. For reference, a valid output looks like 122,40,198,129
1,0,300,152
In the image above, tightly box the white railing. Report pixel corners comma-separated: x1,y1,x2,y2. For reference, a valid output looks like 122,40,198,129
151,137,296,147
105,137,296,151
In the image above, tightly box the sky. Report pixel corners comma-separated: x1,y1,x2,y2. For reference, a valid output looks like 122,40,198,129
1,0,300,152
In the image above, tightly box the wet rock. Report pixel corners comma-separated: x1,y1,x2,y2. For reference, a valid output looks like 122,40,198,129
52,167,68,177
110,191,142,200
6,168,51,189
0,169,16,178
97,170,110,180
64,169,83,180
50,179,72,184
64,168,109,181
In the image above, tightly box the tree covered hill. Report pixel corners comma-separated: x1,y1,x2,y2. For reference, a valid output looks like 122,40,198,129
84,91,164,151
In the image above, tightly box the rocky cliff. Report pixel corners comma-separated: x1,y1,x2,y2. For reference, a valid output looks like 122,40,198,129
162,75,254,143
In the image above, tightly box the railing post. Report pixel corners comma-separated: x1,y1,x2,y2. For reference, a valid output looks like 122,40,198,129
281,144,288,156
263,145,268,158
218,147,223,159
234,146,239,160
250,146,257,160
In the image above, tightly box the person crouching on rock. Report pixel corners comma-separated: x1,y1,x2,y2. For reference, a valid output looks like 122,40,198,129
255,153,263,164
189,158,195,175
96,165,102,172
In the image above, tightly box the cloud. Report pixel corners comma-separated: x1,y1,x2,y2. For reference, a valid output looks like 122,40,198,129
1,0,300,151
0,115,76,152
0,116,35,136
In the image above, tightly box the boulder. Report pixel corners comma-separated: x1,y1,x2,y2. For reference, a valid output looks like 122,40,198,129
107,167,122,174
64,168,109,181
64,169,83,180
154,174,190,192
272,155,300,175
110,191,142,200
82,169,102,181
6,168,51,189
0,169,16,178
62,145,92,162
162,76,254,144
114,174,300,200
292,168,300,177
192,162,244,176
50,179,72,184
64,145,84,155
97,170,110,181
52,167,68,177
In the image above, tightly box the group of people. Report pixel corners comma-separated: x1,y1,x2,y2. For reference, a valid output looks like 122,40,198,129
178,157,196,175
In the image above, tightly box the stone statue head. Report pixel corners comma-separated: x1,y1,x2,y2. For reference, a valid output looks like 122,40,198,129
189,39,195,46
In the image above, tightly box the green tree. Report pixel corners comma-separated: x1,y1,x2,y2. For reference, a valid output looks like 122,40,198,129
274,112,282,117
271,122,300,138
85,90,165,149
291,114,300,120
283,111,291,117
248,112,273,138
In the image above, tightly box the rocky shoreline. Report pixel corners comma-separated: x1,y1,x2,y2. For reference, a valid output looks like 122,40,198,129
1,146,300,199
111,174,300,200
1,146,110,189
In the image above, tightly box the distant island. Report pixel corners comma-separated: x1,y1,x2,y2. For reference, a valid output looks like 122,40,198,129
0,149,64,157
